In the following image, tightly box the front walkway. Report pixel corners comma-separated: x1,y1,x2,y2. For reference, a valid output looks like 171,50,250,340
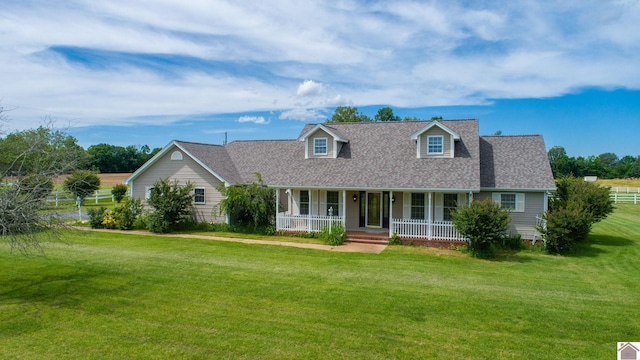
74,227,387,254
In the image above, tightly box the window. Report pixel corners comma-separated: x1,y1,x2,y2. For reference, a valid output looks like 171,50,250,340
314,138,327,155
427,135,443,154
411,193,425,219
326,191,339,216
145,186,154,200
443,194,457,221
194,188,206,204
493,193,525,212
300,190,310,215
170,151,183,161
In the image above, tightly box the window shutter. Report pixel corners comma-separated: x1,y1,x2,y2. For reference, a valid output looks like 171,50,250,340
403,192,411,218
319,190,327,216
457,193,467,207
516,193,525,212
434,193,443,221
492,193,501,204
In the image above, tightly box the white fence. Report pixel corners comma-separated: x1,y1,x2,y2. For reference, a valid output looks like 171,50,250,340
276,213,345,232
610,187,640,193
610,193,640,204
47,189,115,206
391,218,467,241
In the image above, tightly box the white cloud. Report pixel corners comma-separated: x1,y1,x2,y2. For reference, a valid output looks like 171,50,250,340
1,0,639,132
296,80,324,97
238,116,269,125
279,108,326,122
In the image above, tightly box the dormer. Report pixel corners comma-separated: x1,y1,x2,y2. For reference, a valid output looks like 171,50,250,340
298,124,349,159
410,121,460,158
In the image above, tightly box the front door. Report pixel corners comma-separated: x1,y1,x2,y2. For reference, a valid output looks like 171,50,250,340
367,192,382,227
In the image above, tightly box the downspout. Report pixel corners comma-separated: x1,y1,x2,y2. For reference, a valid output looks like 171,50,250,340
428,192,433,239
389,191,394,238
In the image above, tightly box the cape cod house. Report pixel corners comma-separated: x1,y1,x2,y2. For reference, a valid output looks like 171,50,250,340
125,119,555,243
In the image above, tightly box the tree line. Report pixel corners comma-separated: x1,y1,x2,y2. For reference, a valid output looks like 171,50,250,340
0,127,161,174
548,146,640,179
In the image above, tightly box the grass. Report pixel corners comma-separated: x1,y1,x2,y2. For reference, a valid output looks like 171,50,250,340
1,205,639,359
597,178,640,188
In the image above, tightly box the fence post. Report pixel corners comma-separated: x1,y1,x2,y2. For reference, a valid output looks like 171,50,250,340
55,191,59,207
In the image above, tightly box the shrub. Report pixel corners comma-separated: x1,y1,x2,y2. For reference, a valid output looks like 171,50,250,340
101,210,118,229
87,207,107,229
216,173,276,229
147,178,195,233
389,232,402,245
115,197,143,230
111,184,128,203
552,176,613,223
319,223,346,246
451,200,511,258
539,206,592,255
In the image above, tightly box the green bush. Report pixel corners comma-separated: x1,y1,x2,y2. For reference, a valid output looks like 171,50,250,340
389,232,402,245
500,233,524,250
451,200,511,258
63,170,101,205
111,184,128,203
216,173,276,229
147,178,195,233
87,207,107,229
539,206,592,255
319,223,346,246
115,197,144,230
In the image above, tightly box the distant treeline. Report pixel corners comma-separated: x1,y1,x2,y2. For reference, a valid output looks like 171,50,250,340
549,146,640,179
85,143,161,173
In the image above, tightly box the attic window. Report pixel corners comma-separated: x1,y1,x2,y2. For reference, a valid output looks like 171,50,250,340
171,151,184,161
314,138,327,155
427,136,443,155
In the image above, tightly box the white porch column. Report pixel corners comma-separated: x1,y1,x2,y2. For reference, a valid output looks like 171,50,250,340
287,189,292,214
469,191,473,205
342,190,347,226
389,191,394,237
428,192,433,239
275,188,280,231
308,189,312,232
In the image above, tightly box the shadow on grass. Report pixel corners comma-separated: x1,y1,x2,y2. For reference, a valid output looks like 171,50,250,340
0,264,134,311
572,234,633,258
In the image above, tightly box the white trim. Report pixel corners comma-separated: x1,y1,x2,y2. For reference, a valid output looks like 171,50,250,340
410,120,461,141
194,187,206,205
298,124,349,143
416,136,421,158
125,141,231,186
427,135,444,155
170,151,183,161
313,137,328,155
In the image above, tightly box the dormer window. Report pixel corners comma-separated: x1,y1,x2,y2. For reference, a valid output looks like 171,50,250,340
314,138,328,155
427,136,443,155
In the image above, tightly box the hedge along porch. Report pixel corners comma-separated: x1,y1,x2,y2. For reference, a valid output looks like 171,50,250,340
275,188,472,242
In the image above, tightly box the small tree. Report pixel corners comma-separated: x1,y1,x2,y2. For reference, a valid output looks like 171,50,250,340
147,178,195,233
217,173,275,229
374,107,401,122
111,184,128,203
63,170,101,205
451,200,511,258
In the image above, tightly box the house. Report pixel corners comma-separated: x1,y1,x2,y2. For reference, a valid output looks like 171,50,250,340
619,343,639,360
125,119,555,243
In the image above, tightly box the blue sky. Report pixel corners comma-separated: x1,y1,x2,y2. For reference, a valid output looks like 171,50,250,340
1,1,639,157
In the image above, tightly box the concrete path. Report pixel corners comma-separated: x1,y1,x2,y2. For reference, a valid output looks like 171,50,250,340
74,227,387,254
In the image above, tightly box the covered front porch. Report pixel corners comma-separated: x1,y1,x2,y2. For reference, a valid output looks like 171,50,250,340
275,188,469,243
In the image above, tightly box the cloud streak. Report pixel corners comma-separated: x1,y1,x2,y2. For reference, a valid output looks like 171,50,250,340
1,0,639,129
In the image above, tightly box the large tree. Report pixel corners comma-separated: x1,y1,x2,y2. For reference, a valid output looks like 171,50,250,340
0,115,86,252
326,106,372,123
374,107,401,122
87,143,160,173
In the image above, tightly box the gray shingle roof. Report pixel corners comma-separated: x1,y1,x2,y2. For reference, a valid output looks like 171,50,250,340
162,120,553,192
479,135,555,190
225,120,481,190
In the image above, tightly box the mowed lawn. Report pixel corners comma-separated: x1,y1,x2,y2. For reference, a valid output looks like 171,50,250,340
1,206,640,359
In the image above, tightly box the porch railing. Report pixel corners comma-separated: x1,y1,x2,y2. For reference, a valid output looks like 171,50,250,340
277,213,345,233
391,218,467,242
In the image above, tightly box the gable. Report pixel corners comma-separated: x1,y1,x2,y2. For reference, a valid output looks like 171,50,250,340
411,121,460,158
298,124,348,159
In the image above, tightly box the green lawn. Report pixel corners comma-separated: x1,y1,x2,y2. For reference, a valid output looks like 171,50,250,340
1,205,639,359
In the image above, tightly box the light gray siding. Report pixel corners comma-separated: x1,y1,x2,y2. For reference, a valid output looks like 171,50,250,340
131,145,226,223
419,127,453,158
476,191,546,239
